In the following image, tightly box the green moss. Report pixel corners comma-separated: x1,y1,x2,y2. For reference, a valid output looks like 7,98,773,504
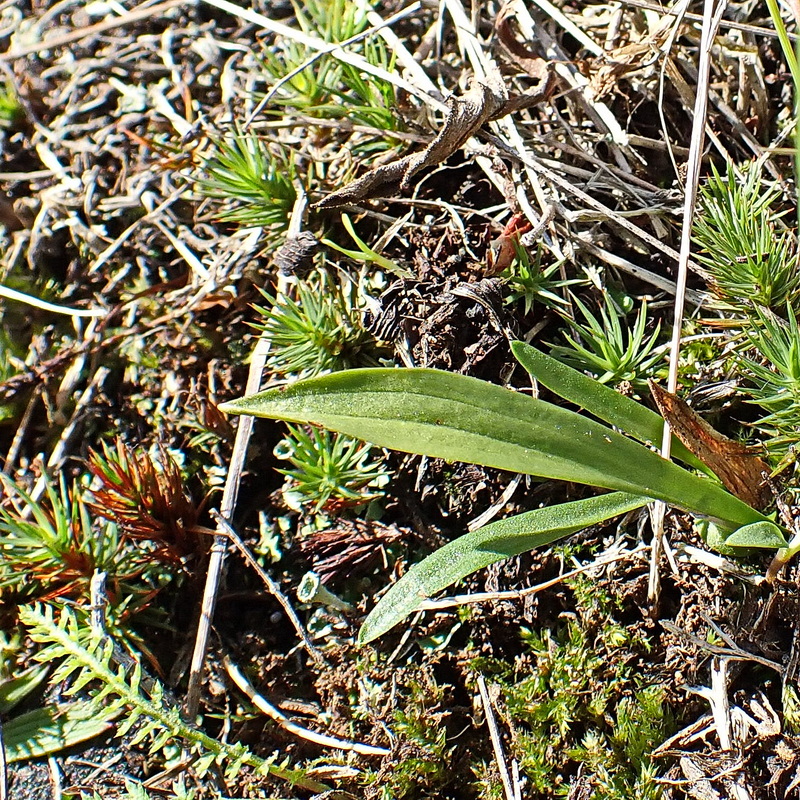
470,610,672,798
362,674,455,799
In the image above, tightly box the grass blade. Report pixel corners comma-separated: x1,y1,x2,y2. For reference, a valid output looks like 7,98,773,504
359,492,648,642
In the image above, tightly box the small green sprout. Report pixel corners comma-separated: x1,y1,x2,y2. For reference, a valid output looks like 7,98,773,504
275,424,390,512
321,214,409,276
549,295,664,393
254,269,385,379
500,242,583,314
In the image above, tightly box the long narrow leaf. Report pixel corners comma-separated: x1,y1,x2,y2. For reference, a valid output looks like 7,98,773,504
510,341,704,470
220,368,765,528
359,492,649,642
5,703,115,763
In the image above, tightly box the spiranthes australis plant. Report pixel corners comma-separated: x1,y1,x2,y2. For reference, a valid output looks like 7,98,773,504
693,162,800,310
275,425,390,512
197,133,296,230
549,295,663,394
86,441,207,565
253,268,386,379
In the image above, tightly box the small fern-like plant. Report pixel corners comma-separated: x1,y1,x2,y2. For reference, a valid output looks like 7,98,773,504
19,604,325,791
90,778,197,800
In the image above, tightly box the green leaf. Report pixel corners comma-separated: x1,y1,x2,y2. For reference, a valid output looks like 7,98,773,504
5,703,115,763
359,492,649,643
510,341,703,470
723,520,789,549
220,368,765,529
0,665,50,714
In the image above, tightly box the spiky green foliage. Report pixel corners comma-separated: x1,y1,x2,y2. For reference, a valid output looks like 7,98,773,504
259,0,398,132
197,134,296,229
19,604,324,791
736,305,800,457
693,163,799,310
0,474,136,601
275,424,389,511
549,296,663,393
254,269,384,379
501,244,582,315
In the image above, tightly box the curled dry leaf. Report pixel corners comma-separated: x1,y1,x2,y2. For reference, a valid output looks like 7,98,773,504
315,11,554,209
495,4,551,84
587,7,678,99
649,380,771,510
314,79,508,209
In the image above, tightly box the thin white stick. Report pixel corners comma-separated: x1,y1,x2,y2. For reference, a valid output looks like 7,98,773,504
419,546,646,611
247,1,431,126
661,0,725,451
354,0,441,98
649,0,724,607
0,284,104,318
186,193,306,718
224,657,390,756
478,676,515,800
702,658,753,799
210,509,324,665
199,0,444,109
525,0,604,56
89,571,108,638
